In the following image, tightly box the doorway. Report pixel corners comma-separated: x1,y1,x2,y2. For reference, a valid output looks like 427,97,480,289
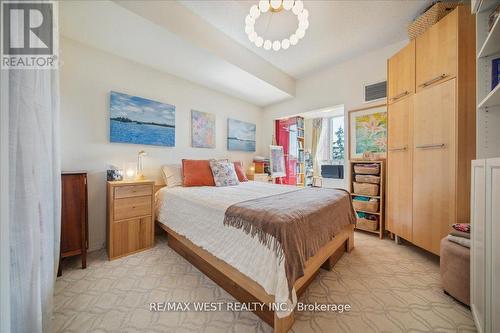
275,105,347,189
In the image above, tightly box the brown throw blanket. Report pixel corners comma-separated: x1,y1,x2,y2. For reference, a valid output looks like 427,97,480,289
223,188,356,294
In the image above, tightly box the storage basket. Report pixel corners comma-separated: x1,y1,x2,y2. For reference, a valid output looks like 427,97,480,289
353,199,379,213
353,182,379,196
407,2,460,40
355,174,380,184
356,217,378,231
354,164,380,175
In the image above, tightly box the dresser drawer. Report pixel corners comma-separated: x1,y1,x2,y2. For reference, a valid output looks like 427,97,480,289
114,184,152,199
114,195,152,220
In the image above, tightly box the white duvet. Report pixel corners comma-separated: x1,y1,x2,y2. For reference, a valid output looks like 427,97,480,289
155,181,299,317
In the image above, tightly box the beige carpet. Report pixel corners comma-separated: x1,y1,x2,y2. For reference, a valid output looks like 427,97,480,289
54,231,476,332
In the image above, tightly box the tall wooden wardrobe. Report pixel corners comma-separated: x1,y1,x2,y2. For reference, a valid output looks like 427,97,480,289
386,5,476,255
59,172,88,275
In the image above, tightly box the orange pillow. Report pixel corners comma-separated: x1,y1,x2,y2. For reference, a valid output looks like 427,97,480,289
182,159,215,187
233,161,248,182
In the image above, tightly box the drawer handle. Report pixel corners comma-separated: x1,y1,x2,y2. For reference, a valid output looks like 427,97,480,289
419,74,448,88
416,143,446,149
390,91,409,102
388,146,407,152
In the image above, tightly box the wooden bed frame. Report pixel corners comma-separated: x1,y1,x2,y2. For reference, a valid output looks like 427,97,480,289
157,221,354,333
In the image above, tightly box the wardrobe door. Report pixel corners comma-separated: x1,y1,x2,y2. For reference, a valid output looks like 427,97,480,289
387,40,415,104
387,96,413,240
413,78,456,255
415,8,458,91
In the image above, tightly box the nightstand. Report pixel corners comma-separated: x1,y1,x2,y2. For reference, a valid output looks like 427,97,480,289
248,173,271,183
107,180,155,260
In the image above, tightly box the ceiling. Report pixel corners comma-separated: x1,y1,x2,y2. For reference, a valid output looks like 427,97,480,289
178,0,431,78
60,0,430,107
60,1,294,106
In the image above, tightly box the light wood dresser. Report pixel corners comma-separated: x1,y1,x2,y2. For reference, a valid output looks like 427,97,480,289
107,180,155,260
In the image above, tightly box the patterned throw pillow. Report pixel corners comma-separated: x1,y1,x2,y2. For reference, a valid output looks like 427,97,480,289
209,159,240,187
233,161,248,182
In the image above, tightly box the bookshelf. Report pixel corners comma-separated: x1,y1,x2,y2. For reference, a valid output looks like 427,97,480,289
349,160,385,239
296,117,305,186
275,116,305,186
475,0,500,159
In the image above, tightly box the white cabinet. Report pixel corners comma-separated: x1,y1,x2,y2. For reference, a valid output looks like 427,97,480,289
489,159,500,333
471,158,500,333
472,1,500,331
471,160,486,332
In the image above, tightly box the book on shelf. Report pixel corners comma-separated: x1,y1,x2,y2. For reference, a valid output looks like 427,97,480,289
297,117,304,129
493,57,500,90
253,158,270,175
298,150,304,162
296,163,305,174
253,156,269,162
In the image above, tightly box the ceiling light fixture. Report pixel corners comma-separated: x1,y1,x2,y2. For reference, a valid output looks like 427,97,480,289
246,0,309,51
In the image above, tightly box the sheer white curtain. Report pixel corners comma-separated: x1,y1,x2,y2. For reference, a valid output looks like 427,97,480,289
311,118,322,176
7,19,61,333
315,118,330,172
1,66,12,333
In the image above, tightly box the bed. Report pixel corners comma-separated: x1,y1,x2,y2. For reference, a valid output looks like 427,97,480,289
155,181,355,333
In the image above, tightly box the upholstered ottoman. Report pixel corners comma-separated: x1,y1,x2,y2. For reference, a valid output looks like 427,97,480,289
440,237,470,305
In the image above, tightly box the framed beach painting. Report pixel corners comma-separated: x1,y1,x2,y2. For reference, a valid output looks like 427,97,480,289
191,110,215,148
109,91,175,147
227,118,256,152
348,103,387,160
269,145,286,178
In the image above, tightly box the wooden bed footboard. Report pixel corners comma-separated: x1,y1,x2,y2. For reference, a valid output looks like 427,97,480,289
156,222,354,333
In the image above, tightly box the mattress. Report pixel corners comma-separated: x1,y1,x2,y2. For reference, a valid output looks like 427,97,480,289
155,181,298,317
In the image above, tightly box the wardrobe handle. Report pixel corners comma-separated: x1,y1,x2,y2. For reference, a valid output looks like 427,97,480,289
416,143,446,149
390,91,409,102
388,146,407,152
419,74,448,87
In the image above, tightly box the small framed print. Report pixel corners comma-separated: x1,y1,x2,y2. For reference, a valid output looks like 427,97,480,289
269,145,286,178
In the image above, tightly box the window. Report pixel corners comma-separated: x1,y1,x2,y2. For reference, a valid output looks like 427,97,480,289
329,116,345,164
317,116,345,180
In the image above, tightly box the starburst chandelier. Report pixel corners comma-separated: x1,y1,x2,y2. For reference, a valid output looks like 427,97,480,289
245,0,309,51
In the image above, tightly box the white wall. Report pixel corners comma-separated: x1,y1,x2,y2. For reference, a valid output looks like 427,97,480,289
60,38,264,251
262,40,407,188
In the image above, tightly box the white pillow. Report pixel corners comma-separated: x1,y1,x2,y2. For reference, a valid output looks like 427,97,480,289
161,164,183,187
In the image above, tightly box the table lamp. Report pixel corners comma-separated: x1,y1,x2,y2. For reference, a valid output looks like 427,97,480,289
136,150,147,180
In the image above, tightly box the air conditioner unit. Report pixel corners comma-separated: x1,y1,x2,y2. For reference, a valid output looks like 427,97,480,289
364,81,387,103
